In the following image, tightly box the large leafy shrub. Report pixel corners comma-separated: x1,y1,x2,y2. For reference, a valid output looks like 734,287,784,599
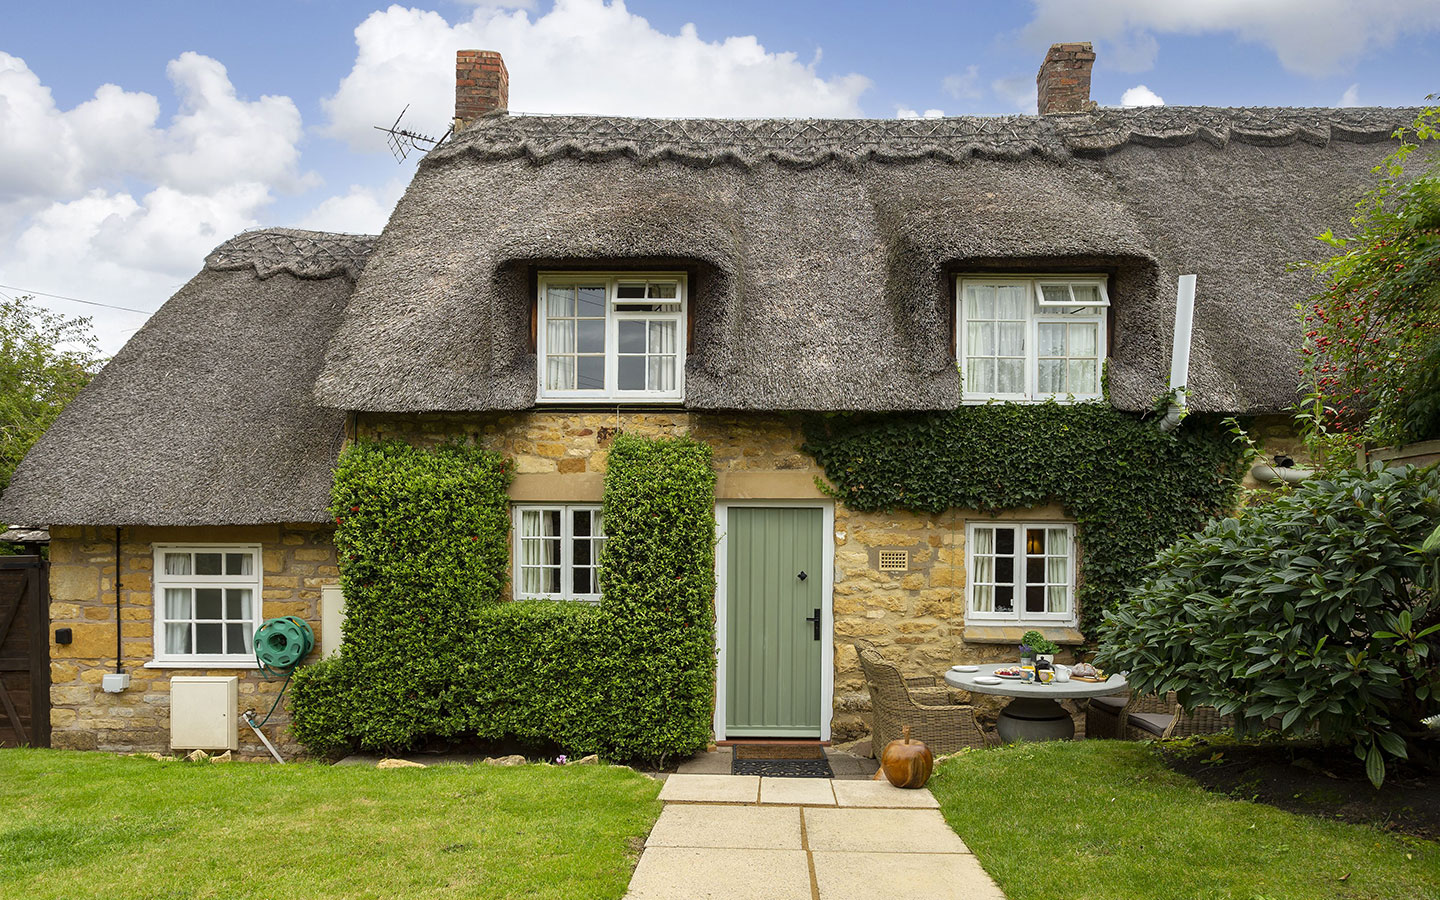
291,434,717,762
803,404,1247,635
1097,465,1440,786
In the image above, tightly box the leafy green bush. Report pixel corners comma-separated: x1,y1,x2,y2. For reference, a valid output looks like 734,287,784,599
291,434,717,762
803,403,1247,635
1097,464,1440,786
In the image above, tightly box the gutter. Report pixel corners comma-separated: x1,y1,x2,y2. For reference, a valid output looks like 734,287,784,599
1158,274,1196,434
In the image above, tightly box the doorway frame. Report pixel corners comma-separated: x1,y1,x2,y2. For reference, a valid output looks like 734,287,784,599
712,500,835,741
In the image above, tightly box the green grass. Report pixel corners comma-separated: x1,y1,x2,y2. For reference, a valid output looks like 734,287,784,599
0,749,661,900
931,741,1440,900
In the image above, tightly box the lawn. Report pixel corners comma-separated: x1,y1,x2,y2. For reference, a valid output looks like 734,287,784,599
930,740,1440,900
0,749,661,900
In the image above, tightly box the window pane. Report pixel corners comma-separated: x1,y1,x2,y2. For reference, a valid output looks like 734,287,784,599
995,359,1024,394
648,356,676,392
995,585,1014,613
1040,284,1071,304
995,285,1026,319
1047,527,1070,557
995,528,1014,554
1037,359,1064,394
164,588,192,620
577,285,606,315
574,567,592,594
1069,359,1097,394
164,553,192,576
577,356,604,390
226,589,253,620
965,285,994,319
649,320,677,353
966,322,993,356
1047,585,1068,613
1071,283,1101,305
966,358,994,394
546,319,576,354
226,624,248,655
1026,528,1046,555
648,282,677,299
546,285,575,316
1025,585,1046,613
546,355,574,391
166,623,192,654
618,355,645,390
1069,322,1097,357
1037,323,1065,358
195,623,223,654
1026,557,1046,585
573,509,591,537
225,553,253,576
995,555,1013,584
574,539,592,566
195,553,222,576
577,319,605,353
616,283,646,299
996,322,1025,356
618,320,645,353
195,589,223,619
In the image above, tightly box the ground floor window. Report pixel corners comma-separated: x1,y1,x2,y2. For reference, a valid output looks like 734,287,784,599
151,544,263,666
966,522,1075,624
513,505,605,602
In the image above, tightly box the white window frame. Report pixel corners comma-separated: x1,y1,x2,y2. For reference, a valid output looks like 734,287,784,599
957,275,1109,403
149,543,264,668
536,272,687,403
965,522,1077,626
512,504,606,603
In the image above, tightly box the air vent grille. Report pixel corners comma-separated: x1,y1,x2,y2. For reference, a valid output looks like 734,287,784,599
878,550,909,572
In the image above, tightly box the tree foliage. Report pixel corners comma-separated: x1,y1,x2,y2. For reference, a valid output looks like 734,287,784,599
1097,465,1440,787
0,295,103,496
1298,105,1440,465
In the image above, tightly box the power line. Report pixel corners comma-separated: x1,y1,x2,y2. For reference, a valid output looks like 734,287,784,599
0,283,153,315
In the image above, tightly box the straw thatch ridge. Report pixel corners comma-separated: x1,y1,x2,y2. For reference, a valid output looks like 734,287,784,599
318,106,1417,414
0,229,376,526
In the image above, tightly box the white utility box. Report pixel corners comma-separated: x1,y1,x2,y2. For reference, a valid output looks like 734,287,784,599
320,583,346,658
101,672,130,693
169,676,239,751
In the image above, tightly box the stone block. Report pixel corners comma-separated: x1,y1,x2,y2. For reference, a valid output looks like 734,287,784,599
50,565,99,602
293,549,331,562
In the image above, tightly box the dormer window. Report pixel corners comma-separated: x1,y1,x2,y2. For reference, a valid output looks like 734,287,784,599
957,276,1109,402
537,273,686,402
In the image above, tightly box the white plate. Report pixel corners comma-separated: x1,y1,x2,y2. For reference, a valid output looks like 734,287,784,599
950,665,979,673
972,675,1003,685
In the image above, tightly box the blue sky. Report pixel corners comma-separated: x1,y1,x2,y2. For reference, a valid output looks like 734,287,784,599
2,0,1438,350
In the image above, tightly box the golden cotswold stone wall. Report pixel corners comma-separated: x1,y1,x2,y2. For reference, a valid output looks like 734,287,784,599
359,410,1083,746
48,524,336,756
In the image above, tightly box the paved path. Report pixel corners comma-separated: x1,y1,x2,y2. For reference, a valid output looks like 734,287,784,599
625,773,1007,900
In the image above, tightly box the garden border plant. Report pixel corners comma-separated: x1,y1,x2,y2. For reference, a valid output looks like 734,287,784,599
802,403,1248,636
292,434,717,762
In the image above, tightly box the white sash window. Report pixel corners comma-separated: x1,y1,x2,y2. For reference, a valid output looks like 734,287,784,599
537,274,686,401
514,505,606,603
151,544,264,667
958,276,1108,402
966,523,1076,624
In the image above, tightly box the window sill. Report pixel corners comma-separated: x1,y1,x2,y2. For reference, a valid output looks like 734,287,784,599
144,659,260,669
960,397,1104,406
962,624,1085,645
534,397,685,405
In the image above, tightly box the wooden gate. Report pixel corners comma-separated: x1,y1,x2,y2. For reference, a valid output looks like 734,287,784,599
0,555,49,748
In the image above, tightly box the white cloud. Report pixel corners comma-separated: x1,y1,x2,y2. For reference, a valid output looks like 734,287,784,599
323,0,872,151
293,177,410,235
1119,84,1165,107
942,65,982,100
992,75,1039,114
896,107,945,119
1338,83,1360,107
1020,0,1440,76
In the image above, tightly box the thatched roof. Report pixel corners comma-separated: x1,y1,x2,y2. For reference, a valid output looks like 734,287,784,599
314,106,1417,413
0,228,376,526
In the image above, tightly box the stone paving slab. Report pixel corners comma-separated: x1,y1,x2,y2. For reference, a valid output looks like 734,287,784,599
625,847,812,900
832,778,941,808
645,804,802,850
812,850,1006,900
803,807,972,854
657,773,760,804
760,776,837,806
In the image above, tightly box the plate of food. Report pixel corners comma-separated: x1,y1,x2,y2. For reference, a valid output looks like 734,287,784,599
1069,662,1105,682
950,664,980,673
993,666,1024,679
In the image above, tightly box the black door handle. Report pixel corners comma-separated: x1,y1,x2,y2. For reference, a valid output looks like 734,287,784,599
804,608,821,640
797,571,807,581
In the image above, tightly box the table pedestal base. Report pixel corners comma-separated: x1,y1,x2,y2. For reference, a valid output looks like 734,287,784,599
996,697,1074,743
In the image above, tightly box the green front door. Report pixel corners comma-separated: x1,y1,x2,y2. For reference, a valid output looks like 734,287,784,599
726,506,824,737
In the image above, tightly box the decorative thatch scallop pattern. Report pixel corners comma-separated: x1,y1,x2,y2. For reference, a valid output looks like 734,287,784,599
205,227,377,281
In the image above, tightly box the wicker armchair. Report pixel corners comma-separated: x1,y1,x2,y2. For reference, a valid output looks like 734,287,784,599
858,646,993,756
1086,691,1233,740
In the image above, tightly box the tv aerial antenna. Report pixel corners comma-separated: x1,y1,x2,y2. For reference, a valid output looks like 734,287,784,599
374,105,452,162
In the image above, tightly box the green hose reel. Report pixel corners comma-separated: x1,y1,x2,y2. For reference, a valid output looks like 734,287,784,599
253,615,314,676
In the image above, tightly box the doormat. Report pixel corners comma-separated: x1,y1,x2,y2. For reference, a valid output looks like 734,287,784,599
733,743,825,760
731,756,834,778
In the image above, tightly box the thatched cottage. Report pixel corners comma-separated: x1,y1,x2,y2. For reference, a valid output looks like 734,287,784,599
0,44,1419,756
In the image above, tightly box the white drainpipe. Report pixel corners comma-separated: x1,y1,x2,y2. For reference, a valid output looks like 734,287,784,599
1159,274,1196,433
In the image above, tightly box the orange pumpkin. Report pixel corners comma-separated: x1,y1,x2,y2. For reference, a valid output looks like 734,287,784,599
880,725,934,789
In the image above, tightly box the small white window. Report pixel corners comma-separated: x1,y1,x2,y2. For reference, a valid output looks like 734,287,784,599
966,523,1075,625
958,276,1108,402
152,544,263,667
537,273,685,402
514,505,606,602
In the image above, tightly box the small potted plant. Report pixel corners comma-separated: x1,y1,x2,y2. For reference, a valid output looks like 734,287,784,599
1018,642,1035,667
1022,630,1059,664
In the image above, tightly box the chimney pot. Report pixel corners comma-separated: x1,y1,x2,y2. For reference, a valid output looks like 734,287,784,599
1037,41,1096,115
455,49,508,131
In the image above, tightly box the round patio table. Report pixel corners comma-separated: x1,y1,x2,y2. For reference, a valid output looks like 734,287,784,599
943,664,1128,743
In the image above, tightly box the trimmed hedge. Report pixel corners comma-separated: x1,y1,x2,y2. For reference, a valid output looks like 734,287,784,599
291,434,717,762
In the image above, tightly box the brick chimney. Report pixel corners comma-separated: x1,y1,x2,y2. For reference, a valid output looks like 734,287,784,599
1036,42,1096,115
455,49,508,131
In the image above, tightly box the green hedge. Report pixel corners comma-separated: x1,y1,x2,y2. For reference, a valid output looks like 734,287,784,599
802,404,1248,636
291,434,717,762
